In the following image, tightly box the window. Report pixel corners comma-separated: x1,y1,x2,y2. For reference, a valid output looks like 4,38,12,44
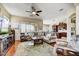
20,23,35,33
0,16,9,32
26,24,35,32
43,25,49,32
0,17,2,31
20,24,26,33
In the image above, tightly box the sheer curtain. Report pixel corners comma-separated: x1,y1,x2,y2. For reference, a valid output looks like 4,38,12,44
20,23,35,33
26,24,35,32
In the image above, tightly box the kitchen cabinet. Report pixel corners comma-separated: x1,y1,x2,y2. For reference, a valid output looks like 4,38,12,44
0,33,15,56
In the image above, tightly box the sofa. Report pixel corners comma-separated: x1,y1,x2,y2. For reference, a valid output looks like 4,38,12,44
43,33,57,44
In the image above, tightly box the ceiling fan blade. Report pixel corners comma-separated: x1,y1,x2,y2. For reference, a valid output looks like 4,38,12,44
32,6,36,11
37,10,42,13
36,14,39,16
26,11,31,13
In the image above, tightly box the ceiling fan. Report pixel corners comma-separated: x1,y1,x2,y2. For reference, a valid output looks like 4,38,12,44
26,6,42,16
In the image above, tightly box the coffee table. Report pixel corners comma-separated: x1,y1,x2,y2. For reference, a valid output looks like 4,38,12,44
32,37,43,45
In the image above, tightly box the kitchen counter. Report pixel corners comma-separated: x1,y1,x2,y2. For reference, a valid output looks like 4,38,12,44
0,34,15,56
0,34,9,39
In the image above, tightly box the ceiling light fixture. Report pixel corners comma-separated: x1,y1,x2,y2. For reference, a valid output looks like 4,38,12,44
32,12,36,15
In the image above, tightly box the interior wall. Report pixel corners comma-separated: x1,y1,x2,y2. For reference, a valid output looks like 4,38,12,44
11,15,43,31
43,7,76,43
0,4,43,40
0,4,11,19
0,3,76,41
76,5,79,35
11,15,43,40
43,8,76,40
43,16,68,32
0,4,43,31
67,8,76,42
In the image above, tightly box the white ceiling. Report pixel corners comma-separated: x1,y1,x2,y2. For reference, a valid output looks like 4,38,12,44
2,3,75,20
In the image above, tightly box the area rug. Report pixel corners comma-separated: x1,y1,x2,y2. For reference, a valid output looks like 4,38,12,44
14,42,57,56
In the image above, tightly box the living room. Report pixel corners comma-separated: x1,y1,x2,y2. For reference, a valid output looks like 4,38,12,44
0,3,79,56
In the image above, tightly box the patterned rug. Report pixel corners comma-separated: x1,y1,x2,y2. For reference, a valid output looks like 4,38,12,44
14,42,57,56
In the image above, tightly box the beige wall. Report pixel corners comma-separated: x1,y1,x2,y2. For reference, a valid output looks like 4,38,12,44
10,16,43,40
67,8,76,42
0,4,43,31
0,4,11,19
0,4,43,40
76,5,79,35
11,15,43,31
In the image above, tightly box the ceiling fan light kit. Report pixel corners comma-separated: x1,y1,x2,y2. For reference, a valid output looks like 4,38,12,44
32,12,36,15
26,6,42,16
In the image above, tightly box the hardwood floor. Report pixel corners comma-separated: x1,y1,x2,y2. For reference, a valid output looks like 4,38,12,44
6,40,20,56
6,40,56,56
5,40,76,56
